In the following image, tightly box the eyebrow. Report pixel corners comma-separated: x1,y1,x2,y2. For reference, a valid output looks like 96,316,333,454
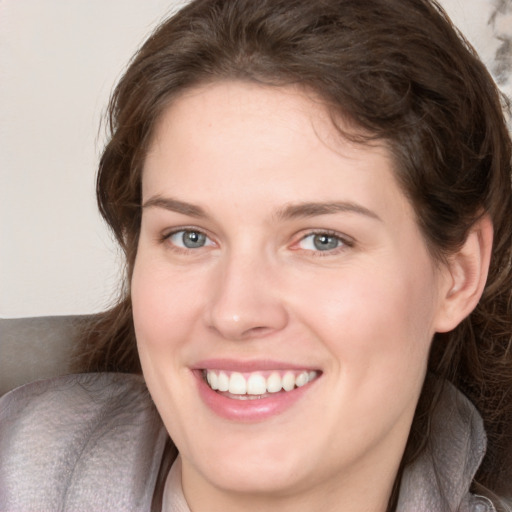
274,201,382,222
142,196,381,222
142,196,207,218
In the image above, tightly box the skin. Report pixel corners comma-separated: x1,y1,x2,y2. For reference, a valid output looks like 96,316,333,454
131,81,489,512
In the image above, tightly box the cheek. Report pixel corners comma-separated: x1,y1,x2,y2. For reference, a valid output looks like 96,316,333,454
131,255,201,355
292,258,439,380
130,256,206,453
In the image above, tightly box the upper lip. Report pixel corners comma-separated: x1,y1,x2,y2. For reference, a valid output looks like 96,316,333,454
192,358,320,372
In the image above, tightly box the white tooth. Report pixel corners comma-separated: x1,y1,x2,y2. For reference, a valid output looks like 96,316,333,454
266,372,282,393
308,371,317,382
218,371,229,392
229,372,247,395
206,370,219,390
247,374,267,395
282,372,295,391
295,371,309,387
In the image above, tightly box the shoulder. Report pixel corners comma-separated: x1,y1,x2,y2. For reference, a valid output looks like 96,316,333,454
0,373,169,511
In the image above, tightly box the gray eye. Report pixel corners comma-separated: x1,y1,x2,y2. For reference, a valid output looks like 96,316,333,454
312,234,340,251
169,230,212,249
182,231,207,248
298,233,342,252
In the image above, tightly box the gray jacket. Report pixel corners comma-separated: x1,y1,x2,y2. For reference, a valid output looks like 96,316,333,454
0,373,504,511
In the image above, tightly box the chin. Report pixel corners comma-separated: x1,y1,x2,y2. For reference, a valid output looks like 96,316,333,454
184,432,316,495
199,456,310,495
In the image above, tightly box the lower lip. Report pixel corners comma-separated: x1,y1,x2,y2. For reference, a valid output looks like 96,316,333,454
195,372,317,422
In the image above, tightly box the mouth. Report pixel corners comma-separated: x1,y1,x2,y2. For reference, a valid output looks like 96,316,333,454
194,361,322,421
202,369,320,400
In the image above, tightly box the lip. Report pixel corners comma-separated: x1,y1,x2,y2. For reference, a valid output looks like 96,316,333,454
193,358,318,372
192,359,321,422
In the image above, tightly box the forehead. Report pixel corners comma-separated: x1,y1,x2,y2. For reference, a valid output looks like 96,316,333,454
148,81,378,159
142,81,410,222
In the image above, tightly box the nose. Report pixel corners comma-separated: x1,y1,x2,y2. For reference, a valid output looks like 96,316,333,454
204,252,289,341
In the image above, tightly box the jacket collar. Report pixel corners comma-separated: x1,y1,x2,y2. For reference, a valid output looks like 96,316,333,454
397,378,493,511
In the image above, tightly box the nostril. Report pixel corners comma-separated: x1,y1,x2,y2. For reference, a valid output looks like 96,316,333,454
208,323,276,341
241,325,275,338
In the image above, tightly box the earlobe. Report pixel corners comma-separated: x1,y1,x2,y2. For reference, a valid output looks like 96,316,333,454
435,214,494,333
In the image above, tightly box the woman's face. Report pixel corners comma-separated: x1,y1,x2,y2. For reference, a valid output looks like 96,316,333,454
132,81,454,508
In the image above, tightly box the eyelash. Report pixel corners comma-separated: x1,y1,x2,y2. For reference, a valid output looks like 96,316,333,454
160,228,354,256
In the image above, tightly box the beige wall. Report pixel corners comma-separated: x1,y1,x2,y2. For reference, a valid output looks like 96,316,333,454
0,0,187,318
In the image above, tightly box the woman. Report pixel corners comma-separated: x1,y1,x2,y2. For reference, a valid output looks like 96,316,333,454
1,0,511,510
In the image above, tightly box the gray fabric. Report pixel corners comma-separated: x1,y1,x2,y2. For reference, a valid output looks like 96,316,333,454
0,315,91,395
396,380,496,512
0,372,507,511
0,373,168,512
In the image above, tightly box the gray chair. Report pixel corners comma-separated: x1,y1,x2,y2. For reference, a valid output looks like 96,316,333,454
0,315,90,396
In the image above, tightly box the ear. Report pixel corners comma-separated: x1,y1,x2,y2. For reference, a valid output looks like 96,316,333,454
434,214,493,333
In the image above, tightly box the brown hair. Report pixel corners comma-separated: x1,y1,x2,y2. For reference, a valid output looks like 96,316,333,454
75,0,512,506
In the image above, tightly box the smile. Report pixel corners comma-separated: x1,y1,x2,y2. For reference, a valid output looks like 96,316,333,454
203,369,319,399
